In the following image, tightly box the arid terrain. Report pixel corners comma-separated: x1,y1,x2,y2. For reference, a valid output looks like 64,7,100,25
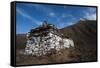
16,20,97,66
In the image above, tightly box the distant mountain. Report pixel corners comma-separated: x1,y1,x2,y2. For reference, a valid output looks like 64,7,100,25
16,34,26,37
16,34,27,49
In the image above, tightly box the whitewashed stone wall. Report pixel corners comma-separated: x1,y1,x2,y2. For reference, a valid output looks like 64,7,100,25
24,31,74,56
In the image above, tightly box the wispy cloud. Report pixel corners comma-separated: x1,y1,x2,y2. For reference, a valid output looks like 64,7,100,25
57,21,75,29
56,17,77,28
56,13,77,28
61,13,73,18
83,8,96,20
49,12,56,17
16,7,42,25
84,12,96,20
30,4,57,18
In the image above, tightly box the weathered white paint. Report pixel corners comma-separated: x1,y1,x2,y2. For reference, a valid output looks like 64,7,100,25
24,32,74,56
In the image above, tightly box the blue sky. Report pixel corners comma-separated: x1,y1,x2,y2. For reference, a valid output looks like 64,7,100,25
16,3,96,34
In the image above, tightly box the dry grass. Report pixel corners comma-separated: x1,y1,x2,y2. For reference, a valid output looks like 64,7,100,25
16,47,81,66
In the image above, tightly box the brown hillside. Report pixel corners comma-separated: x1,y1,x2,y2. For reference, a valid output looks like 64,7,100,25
60,20,97,61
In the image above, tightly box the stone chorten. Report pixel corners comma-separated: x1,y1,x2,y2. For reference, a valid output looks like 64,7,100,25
24,21,74,56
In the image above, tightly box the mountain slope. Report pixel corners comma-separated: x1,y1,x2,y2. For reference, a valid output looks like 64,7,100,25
60,20,97,61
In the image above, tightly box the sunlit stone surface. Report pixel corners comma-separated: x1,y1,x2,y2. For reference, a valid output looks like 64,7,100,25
24,22,74,56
